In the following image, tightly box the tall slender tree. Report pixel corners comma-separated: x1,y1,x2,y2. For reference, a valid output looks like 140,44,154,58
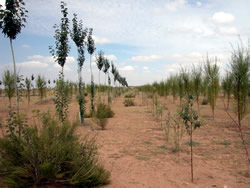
49,1,71,122
25,77,31,105
0,0,28,117
204,56,220,119
87,28,96,114
103,58,110,86
2,69,15,107
71,13,87,124
36,75,46,102
192,66,202,111
230,43,250,166
221,72,233,110
96,50,105,87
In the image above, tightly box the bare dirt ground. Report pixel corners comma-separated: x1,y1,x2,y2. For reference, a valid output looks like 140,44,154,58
0,93,250,187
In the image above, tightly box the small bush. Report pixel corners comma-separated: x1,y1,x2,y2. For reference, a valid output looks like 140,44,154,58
124,98,135,107
201,99,208,105
124,92,135,98
0,112,110,187
93,103,114,130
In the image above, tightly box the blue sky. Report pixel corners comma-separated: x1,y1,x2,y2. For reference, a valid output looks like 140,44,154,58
0,0,250,86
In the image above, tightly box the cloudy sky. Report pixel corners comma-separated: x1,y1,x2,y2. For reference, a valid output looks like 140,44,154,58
0,0,250,86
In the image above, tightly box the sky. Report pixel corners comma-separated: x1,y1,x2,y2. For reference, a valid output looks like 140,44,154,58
0,0,250,86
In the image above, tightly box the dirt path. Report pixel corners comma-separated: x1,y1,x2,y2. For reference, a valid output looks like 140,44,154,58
79,96,250,188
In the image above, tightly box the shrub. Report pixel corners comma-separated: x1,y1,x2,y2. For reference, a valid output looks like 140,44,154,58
124,92,135,98
0,112,110,187
201,99,208,105
123,98,135,106
93,103,114,130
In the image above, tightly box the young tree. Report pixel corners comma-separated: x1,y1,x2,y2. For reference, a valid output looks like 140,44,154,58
87,28,96,114
103,58,110,86
179,96,202,182
177,73,184,104
36,75,46,102
71,13,87,124
192,66,202,111
229,43,250,166
204,56,220,119
25,77,31,105
0,0,28,115
221,72,233,110
96,50,105,86
2,69,15,107
49,1,70,122
181,68,191,97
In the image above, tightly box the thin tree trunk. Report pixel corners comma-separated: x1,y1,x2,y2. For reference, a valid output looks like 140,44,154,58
191,125,193,182
10,38,20,137
10,39,19,114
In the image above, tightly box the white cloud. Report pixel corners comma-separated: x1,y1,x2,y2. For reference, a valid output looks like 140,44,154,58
217,26,238,35
22,44,30,48
104,54,117,61
131,55,163,62
196,1,202,7
27,55,75,64
0,0,5,9
165,0,186,12
211,12,235,24
92,54,117,62
143,66,149,70
92,35,110,44
119,66,134,71
17,61,49,68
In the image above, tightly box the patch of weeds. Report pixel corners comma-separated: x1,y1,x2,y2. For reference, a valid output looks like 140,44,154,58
201,114,210,119
185,140,200,146
150,149,166,155
144,110,152,113
171,147,179,153
158,145,167,149
219,140,231,146
136,155,150,161
121,148,129,154
142,140,152,145
239,170,250,178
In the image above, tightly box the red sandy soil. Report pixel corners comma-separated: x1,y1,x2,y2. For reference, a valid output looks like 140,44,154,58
0,93,250,187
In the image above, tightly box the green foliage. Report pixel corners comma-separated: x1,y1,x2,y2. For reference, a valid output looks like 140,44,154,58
123,98,135,107
169,75,178,101
55,72,70,123
87,28,95,55
179,96,202,182
90,80,95,115
165,112,185,153
25,77,32,105
49,1,70,70
230,44,249,122
2,69,15,107
181,68,191,97
71,13,87,124
124,92,136,98
36,74,47,102
0,112,110,187
185,140,200,146
222,72,233,109
204,56,220,119
93,103,114,130
192,66,202,108
201,98,208,105
0,0,28,40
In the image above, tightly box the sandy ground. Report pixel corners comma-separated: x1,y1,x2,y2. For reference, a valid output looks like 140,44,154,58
0,93,250,187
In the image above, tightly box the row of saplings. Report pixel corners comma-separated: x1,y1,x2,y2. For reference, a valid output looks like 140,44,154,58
0,1,117,187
